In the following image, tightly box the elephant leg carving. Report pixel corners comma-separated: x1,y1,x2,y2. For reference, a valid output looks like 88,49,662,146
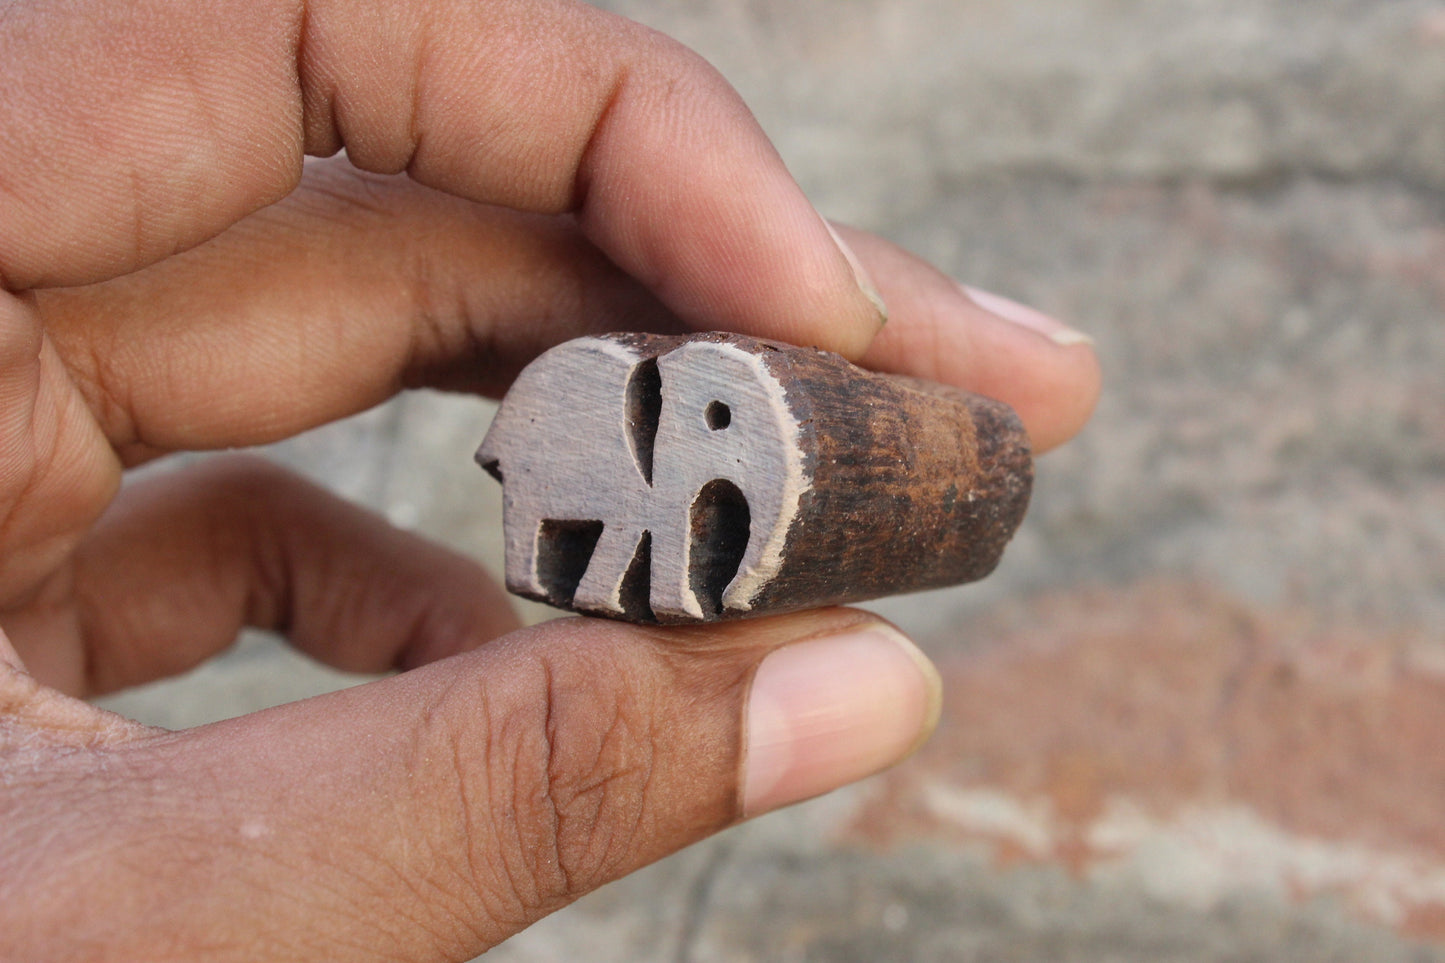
573,524,651,617
533,519,604,608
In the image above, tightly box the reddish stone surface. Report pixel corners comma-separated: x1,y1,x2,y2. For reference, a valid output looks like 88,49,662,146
853,581,1445,938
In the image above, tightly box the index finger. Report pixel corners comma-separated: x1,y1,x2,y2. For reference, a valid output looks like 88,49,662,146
0,0,884,356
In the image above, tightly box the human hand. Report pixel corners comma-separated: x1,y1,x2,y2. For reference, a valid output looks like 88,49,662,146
0,0,1100,959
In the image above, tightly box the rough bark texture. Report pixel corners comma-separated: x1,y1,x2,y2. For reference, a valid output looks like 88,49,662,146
750,354,1033,614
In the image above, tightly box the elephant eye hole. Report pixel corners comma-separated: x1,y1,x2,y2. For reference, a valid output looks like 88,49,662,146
689,479,750,616
704,401,731,430
536,519,604,607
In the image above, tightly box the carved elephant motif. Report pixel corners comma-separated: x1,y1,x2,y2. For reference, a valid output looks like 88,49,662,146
478,332,1034,625
477,334,805,622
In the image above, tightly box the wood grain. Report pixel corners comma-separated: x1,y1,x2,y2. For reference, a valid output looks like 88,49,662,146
477,333,1032,624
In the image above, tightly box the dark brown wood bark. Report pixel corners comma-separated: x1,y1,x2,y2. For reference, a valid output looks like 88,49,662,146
747,346,1033,614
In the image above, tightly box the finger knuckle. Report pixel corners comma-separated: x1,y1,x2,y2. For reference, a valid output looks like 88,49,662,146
436,650,660,916
514,653,657,897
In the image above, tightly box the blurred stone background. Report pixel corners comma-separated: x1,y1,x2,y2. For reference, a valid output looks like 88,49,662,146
98,0,1445,959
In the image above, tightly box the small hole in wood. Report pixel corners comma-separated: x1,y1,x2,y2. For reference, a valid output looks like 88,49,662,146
704,401,731,431
688,480,750,616
536,519,604,606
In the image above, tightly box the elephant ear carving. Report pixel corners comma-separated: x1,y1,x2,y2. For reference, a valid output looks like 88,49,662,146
477,332,1035,625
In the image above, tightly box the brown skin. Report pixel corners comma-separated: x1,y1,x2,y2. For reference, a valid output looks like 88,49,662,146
0,0,1101,959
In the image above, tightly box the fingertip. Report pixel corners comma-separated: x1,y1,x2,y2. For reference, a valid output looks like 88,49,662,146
581,171,888,361
821,219,889,353
1031,326,1103,451
960,284,1093,349
749,212,888,360
570,37,886,358
955,286,1102,451
836,227,1103,452
741,622,941,817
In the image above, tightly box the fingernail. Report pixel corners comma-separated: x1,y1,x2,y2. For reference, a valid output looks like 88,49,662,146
742,624,942,816
962,284,1094,348
825,220,889,328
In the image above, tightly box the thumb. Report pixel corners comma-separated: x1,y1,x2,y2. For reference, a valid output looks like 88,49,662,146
11,610,939,962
